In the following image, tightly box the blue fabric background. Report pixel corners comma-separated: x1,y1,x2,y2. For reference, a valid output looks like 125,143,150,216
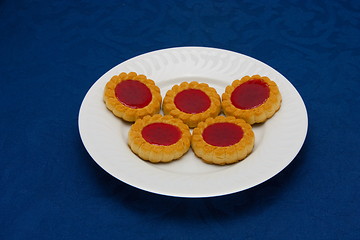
1,0,359,239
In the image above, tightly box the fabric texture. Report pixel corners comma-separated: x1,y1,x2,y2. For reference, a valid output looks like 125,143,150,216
1,0,359,239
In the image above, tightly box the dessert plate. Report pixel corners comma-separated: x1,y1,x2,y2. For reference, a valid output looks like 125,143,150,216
78,47,308,198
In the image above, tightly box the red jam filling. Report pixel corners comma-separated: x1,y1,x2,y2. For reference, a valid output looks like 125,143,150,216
174,89,211,114
141,123,182,146
231,79,270,109
115,80,152,109
202,122,244,147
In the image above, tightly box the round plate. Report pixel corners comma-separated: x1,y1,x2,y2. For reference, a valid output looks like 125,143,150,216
78,47,308,198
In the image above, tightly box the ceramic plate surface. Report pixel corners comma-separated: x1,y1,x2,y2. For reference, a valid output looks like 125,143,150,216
78,47,308,198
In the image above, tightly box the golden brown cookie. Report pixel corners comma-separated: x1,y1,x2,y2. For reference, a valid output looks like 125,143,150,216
222,75,282,124
191,116,254,165
104,72,162,122
163,81,221,128
128,114,191,163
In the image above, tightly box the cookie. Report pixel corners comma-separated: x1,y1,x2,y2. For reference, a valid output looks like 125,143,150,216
128,114,191,163
191,116,254,165
222,75,281,124
104,72,162,122
163,81,221,128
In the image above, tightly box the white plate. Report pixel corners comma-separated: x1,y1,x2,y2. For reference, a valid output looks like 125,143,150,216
78,47,308,198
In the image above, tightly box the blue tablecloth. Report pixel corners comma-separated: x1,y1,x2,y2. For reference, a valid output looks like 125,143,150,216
1,0,359,239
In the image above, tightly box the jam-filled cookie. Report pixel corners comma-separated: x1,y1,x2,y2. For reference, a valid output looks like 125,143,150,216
222,75,282,124
128,114,191,163
163,81,221,128
191,116,254,165
104,72,162,122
